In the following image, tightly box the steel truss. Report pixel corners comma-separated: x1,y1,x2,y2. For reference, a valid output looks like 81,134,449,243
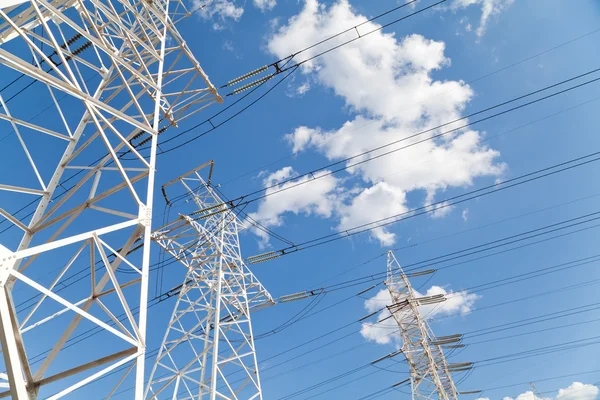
0,0,221,397
385,251,460,400
146,162,274,400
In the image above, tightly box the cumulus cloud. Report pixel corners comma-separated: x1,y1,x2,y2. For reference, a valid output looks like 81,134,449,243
246,167,341,247
556,382,599,400
451,0,514,37
195,0,244,28
503,392,544,400
337,182,408,246
254,0,276,11
360,286,479,344
257,0,506,245
502,383,598,400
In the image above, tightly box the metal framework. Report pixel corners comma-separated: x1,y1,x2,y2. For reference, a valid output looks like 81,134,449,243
385,251,460,400
0,0,221,397
145,162,274,400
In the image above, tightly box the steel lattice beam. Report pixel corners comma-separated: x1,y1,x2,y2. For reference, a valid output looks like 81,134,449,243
146,163,274,400
385,251,460,400
0,0,221,397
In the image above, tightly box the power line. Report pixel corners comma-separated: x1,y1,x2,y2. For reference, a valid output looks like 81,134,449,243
254,269,600,382
3,31,597,236
15,194,600,381
249,151,600,261
475,368,600,393
273,333,600,400
215,26,600,188
315,190,600,286
213,67,600,212
137,0,444,154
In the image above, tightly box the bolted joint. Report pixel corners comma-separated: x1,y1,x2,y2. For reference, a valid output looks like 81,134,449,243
138,206,152,227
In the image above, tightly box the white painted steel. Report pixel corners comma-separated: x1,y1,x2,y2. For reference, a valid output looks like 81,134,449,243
0,0,222,397
146,165,274,400
386,251,459,400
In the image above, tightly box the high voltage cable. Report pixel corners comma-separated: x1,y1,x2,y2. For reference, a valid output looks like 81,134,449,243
466,316,600,347
260,298,600,394
133,0,445,154
463,300,600,337
14,201,250,314
8,77,594,238
123,0,600,157
2,30,597,234
248,151,600,261
257,266,600,378
256,273,600,378
367,369,600,400
23,246,600,395
15,186,600,374
316,189,600,286
147,208,600,325
156,67,600,244
200,67,600,214
17,174,600,312
215,26,600,188
475,369,600,393
25,163,598,312
210,184,295,246
277,335,600,400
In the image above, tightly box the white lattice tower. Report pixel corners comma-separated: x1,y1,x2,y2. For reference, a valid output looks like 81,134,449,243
0,0,221,397
385,251,459,400
146,162,274,400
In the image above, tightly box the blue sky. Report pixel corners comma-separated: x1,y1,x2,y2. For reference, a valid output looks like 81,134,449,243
2,0,600,398
157,0,600,398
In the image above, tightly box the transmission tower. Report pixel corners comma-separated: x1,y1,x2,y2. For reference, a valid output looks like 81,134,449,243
145,162,274,400
0,0,221,397
384,251,466,400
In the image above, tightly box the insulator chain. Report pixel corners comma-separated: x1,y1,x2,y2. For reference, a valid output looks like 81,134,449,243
229,73,276,96
63,41,92,63
223,56,293,96
40,33,85,67
226,65,269,87
136,125,169,147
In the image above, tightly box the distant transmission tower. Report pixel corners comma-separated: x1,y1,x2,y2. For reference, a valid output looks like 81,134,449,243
146,162,274,400
0,0,221,397
384,251,469,400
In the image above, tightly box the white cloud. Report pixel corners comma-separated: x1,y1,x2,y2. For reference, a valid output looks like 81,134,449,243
503,383,598,400
337,182,408,246
285,79,311,98
557,382,599,400
360,286,479,344
195,0,244,27
360,289,399,344
462,208,469,221
223,40,234,52
451,0,514,37
296,82,311,95
247,167,341,247
505,392,544,400
257,0,506,246
254,0,276,12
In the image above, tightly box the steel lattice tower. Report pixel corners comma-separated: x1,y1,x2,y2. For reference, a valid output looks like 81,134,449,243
146,162,274,400
0,0,221,397
385,251,460,400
